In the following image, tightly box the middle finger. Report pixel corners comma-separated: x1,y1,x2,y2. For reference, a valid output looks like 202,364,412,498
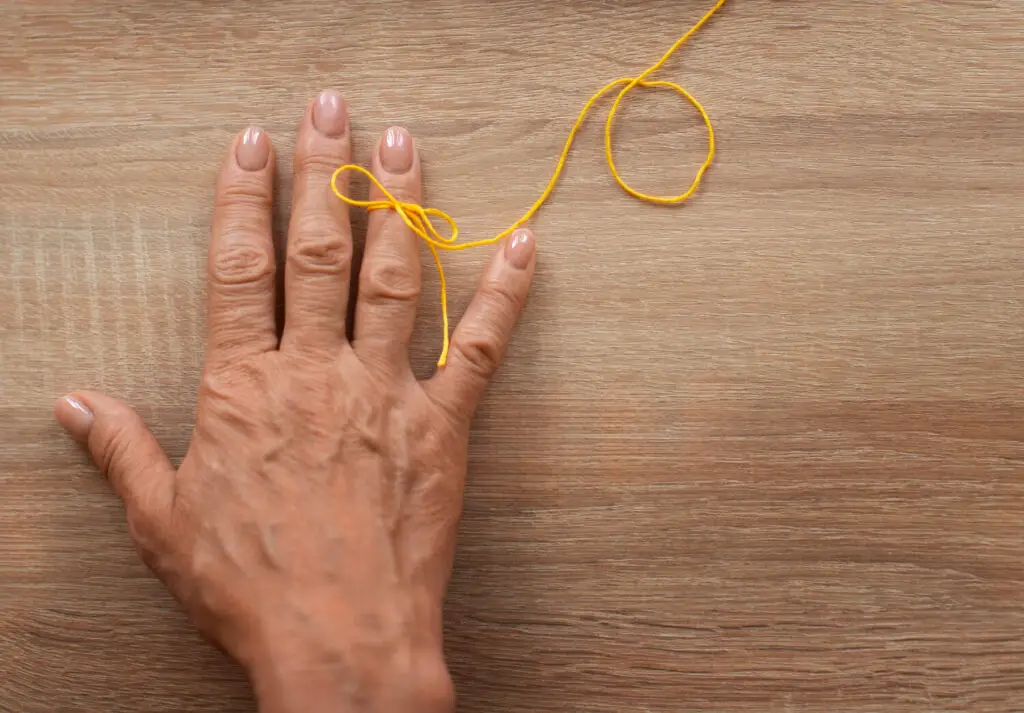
280,89,354,356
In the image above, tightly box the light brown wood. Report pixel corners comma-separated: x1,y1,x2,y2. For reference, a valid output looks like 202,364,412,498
2,0,1022,710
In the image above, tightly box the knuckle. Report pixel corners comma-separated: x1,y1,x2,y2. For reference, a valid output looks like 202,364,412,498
372,174,419,204
379,184,417,203
210,241,274,287
362,260,420,304
288,216,351,276
96,424,140,484
294,149,346,177
451,331,503,380
215,175,272,210
480,278,524,315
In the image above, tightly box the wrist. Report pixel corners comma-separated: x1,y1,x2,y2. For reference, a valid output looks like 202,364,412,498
243,624,454,713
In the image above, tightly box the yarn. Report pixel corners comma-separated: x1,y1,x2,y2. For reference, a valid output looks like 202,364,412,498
332,0,726,366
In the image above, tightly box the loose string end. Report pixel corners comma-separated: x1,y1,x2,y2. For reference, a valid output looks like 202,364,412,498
430,243,451,368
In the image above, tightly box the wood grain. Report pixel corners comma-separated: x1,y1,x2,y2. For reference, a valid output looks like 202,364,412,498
2,0,1022,711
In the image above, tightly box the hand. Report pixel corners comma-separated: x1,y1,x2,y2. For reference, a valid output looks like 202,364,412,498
54,89,537,713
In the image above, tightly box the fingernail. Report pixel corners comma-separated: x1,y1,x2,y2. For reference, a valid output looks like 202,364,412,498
313,90,347,138
505,229,536,270
380,126,413,174
55,395,94,443
236,126,270,171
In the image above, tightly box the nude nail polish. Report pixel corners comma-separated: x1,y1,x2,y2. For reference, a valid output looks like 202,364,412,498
55,395,94,443
505,229,536,269
236,126,269,171
313,90,347,138
380,126,413,174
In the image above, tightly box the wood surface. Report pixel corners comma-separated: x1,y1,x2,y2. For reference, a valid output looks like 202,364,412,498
2,0,1023,711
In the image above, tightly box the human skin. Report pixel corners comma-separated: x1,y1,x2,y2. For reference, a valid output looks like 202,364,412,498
53,89,537,713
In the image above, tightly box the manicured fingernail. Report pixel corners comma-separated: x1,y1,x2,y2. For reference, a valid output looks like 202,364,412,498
236,126,269,171
505,229,536,269
55,395,93,443
380,126,413,174
313,90,347,138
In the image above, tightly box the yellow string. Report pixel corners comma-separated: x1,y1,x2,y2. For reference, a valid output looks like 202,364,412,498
332,0,727,367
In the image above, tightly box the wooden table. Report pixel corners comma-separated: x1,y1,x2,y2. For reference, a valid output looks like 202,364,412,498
2,1,1022,710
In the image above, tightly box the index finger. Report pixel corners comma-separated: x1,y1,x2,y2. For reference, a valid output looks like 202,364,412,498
205,126,278,367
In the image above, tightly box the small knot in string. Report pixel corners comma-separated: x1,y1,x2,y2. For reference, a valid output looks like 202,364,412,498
332,0,727,367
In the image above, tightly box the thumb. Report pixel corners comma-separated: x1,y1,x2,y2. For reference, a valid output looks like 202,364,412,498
55,391,175,516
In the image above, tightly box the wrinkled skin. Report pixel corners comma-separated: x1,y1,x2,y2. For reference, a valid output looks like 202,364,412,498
55,90,536,713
